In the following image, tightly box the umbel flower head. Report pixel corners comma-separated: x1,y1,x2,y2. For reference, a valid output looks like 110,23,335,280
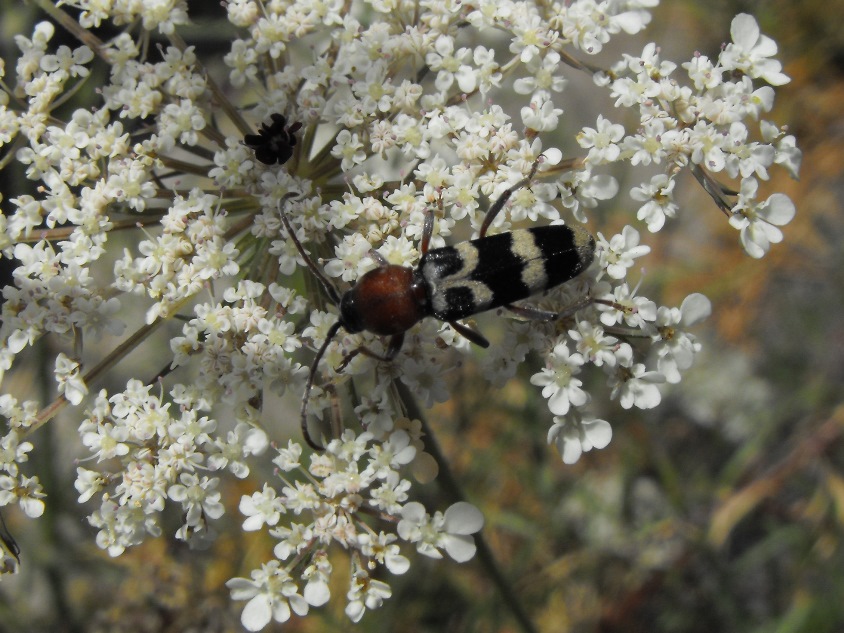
0,0,799,626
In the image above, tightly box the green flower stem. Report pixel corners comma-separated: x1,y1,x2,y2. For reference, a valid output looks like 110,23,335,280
394,380,540,633
26,297,190,437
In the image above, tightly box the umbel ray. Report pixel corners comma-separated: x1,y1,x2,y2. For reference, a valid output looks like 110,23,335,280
279,157,596,450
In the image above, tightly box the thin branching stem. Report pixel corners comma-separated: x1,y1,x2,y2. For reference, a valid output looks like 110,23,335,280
26,296,192,436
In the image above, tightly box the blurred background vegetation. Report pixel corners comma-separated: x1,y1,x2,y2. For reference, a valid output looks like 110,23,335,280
1,0,843,631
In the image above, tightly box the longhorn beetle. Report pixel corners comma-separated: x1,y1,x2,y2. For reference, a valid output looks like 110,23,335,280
280,157,596,450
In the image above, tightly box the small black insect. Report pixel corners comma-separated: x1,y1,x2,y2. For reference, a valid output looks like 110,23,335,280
280,157,596,450
244,113,302,165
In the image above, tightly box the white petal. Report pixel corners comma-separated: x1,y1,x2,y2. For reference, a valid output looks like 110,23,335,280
613,10,650,35
742,222,769,258
304,580,330,606
289,594,309,616
241,595,272,632
270,597,292,624
456,66,477,94
680,293,712,326
242,514,265,532
244,429,269,454
541,147,563,165
583,419,612,450
444,534,477,562
346,599,365,623
226,578,258,601
547,389,571,415
561,436,583,464
761,194,795,226
634,382,662,409
21,497,44,518
386,553,411,574
7,330,29,354
658,355,681,384
400,501,426,524
443,502,484,534
529,370,554,388
753,34,779,58
731,14,760,49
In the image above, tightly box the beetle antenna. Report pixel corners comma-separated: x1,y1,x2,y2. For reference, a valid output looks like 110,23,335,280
300,319,343,451
278,194,342,305
479,154,546,238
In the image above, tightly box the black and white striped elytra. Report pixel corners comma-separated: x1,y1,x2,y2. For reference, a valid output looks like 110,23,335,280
420,225,594,322
279,157,596,450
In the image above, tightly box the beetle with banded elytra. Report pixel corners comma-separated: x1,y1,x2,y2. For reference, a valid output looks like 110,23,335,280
277,156,597,450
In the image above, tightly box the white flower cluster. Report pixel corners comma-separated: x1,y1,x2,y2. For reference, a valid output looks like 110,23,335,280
228,430,482,629
0,395,43,520
77,380,267,554
588,14,800,255
0,0,799,622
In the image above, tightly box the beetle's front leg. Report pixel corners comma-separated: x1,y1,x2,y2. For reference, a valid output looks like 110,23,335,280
448,320,490,348
368,248,389,267
420,205,436,256
336,332,405,373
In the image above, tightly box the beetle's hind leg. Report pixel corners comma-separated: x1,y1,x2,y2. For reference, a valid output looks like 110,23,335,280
504,294,594,322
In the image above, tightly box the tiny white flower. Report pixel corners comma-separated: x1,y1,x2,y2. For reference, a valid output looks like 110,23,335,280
74,467,106,503
530,343,588,416
345,569,392,623
597,225,651,280
610,363,665,410
397,501,483,562
227,561,309,631
653,293,711,383
630,174,678,233
399,357,451,407
721,14,790,86
356,531,410,574
569,321,619,367
548,416,613,464
272,440,303,472
54,353,88,405
729,177,796,258
239,484,285,531
520,92,564,131
578,115,625,165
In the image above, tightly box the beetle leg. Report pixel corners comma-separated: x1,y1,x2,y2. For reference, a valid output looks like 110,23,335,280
480,156,544,238
336,332,405,372
323,383,344,445
368,248,389,267
420,205,435,255
447,320,490,348
301,320,344,451
503,294,593,322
